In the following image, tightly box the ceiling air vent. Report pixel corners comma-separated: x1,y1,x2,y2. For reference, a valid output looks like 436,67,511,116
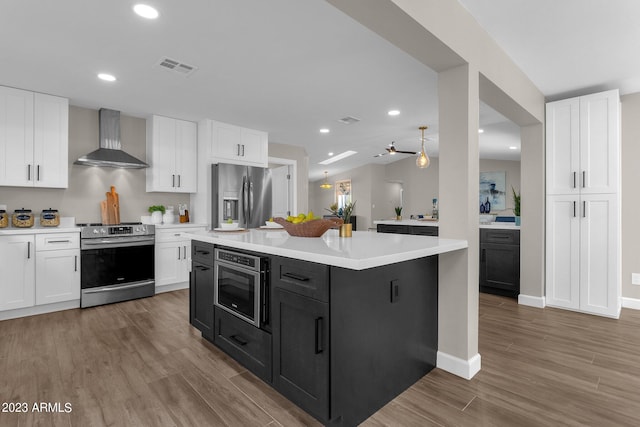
337,116,360,125
156,57,198,77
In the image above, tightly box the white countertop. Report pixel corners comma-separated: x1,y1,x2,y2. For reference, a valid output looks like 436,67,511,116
0,217,80,235
183,229,468,271
374,219,520,230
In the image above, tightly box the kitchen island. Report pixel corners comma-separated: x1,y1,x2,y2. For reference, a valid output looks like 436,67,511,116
184,228,467,426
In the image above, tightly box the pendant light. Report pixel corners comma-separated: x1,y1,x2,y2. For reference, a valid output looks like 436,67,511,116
416,125,430,169
320,171,333,189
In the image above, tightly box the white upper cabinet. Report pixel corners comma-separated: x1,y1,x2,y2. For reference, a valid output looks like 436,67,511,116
34,93,69,188
200,119,268,167
546,89,619,195
146,115,197,193
0,87,68,188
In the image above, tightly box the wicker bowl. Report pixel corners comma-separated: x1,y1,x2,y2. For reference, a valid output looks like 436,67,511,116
273,217,343,237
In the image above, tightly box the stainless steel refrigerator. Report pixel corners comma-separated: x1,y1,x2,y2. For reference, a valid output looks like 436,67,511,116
211,163,272,229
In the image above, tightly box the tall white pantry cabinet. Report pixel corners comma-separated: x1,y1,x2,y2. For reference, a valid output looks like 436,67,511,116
545,89,621,318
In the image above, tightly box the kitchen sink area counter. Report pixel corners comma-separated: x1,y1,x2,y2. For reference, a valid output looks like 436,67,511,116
183,228,467,270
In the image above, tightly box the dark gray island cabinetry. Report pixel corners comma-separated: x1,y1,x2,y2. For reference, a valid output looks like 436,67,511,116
189,240,215,341
185,229,467,426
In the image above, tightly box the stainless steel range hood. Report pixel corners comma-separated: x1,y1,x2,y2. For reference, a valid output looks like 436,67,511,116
74,108,149,169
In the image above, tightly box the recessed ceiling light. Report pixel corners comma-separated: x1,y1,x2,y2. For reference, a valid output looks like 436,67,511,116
478,129,484,134
328,152,334,156
509,146,518,150
388,110,400,116
319,128,330,134
319,150,357,165
133,4,159,19
97,73,116,82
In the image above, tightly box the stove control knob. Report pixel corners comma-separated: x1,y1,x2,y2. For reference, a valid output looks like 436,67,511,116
101,228,107,234
141,226,147,233
93,229,99,234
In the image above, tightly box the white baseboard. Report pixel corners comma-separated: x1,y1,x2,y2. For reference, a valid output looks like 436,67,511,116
437,351,481,380
622,297,640,310
156,282,189,294
0,300,80,321
518,294,546,308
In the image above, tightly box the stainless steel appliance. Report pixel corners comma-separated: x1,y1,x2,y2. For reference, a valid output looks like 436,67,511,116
214,247,270,329
212,163,272,229
79,223,155,308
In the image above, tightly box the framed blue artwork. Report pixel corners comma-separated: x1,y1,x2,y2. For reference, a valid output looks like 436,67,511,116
479,171,506,213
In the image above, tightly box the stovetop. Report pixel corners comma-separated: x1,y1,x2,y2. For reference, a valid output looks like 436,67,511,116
78,222,155,238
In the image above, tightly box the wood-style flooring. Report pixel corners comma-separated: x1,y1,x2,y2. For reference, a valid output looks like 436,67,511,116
1,290,639,426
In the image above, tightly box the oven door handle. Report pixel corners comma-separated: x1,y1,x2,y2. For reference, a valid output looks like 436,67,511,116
83,280,155,294
81,236,155,250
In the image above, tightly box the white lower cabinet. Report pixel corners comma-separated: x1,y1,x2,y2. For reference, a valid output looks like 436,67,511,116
155,226,206,289
546,194,619,317
0,232,80,314
0,235,35,311
35,233,80,305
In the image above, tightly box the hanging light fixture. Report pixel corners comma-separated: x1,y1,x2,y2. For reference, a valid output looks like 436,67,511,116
320,171,333,189
416,125,430,169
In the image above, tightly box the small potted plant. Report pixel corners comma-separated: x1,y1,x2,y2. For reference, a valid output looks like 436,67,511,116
394,206,403,220
326,201,356,237
511,187,521,226
148,205,166,224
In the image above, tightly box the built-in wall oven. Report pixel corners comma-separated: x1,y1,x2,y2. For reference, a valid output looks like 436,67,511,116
214,247,270,329
79,223,155,308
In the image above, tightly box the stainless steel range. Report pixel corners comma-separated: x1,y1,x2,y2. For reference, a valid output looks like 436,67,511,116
78,222,155,308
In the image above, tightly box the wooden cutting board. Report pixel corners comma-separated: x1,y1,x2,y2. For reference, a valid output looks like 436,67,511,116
101,186,120,224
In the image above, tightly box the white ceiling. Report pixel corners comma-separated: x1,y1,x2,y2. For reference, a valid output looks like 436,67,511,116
1,1,636,180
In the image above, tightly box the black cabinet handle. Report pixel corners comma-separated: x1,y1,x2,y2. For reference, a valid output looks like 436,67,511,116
37,165,41,181
196,250,211,255
573,201,576,217
390,280,399,303
178,174,181,188
573,171,576,188
75,255,78,272
27,164,31,181
582,171,586,188
583,201,586,218
282,272,309,282
183,246,187,260
315,317,323,354
27,241,31,259
230,334,248,346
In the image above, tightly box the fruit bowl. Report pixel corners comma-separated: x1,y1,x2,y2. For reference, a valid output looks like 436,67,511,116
273,217,343,237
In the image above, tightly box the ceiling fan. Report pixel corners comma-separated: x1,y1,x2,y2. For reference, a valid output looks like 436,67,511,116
373,141,417,157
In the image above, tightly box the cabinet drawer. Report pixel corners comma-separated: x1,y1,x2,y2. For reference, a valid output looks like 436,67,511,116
273,256,329,302
191,241,214,266
377,224,410,234
36,233,79,251
214,307,272,382
156,226,205,243
480,228,520,245
410,226,439,236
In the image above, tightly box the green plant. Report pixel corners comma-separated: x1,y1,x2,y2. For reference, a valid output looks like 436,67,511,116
394,206,403,216
326,201,357,223
511,187,521,217
148,205,166,214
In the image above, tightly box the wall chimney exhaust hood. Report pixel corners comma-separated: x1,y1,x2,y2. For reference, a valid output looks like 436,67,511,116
74,108,149,168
